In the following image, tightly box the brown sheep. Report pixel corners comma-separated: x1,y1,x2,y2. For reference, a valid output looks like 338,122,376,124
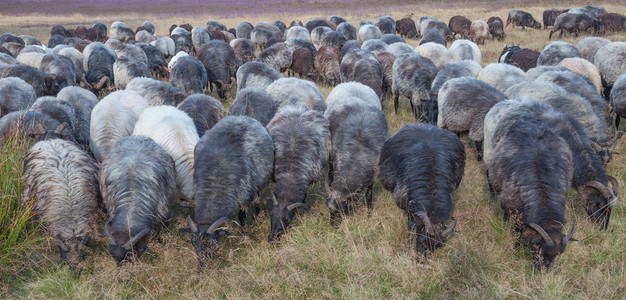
469,20,489,45
448,16,472,39
395,18,418,38
597,13,626,33
314,46,341,85
374,51,396,97
543,8,570,29
487,16,506,40
289,48,315,79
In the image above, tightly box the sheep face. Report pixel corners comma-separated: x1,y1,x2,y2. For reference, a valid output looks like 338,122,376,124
522,222,574,270
44,74,68,96
105,222,151,264
187,216,229,267
268,193,306,242
580,178,618,230
57,234,90,268
407,208,456,259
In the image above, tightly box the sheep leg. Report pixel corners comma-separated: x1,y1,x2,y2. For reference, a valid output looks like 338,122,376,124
328,162,334,183
153,224,163,243
474,140,483,161
366,183,374,214
238,209,246,227
394,93,400,114
486,169,496,198
209,82,214,92
410,102,417,120
616,115,621,131
407,214,417,252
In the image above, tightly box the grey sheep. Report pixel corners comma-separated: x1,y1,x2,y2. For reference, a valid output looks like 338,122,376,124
256,42,293,73
569,5,607,18
256,22,282,39
505,9,542,29
305,19,333,32
537,41,581,66
549,12,601,39
326,82,381,110
477,63,528,94
150,37,176,58
0,110,71,144
311,26,333,46
611,72,626,129
429,60,482,116
250,28,277,50
57,47,85,85
89,101,138,162
230,38,256,63
188,115,273,265
594,42,626,87
319,31,347,49
266,105,330,242
113,56,152,90
419,18,453,40
361,39,387,53
126,77,187,106
0,77,37,112
192,26,212,51
324,97,388,225
328,16,347,26
136,42,169,78
375,16,396,34
392,53,439,120
141,21,155,34
196,40,241,100
236,61,283,91
415,42,451,69
101,135,176,264
379,123,464,259
111,43,148,65
83,42,116,92
29,97,77,141
177,94,226,137
419,29,446,47
340,49,384,101
0,65,69,97
0,53,17,66
170,55,208,95
236,22,254,39
358,24,382,42
229,87,276,126
22,138,99,268
135,30,156,44
285,38,317,57
340,40,362,57
576,37,611,64
40,54,77,87
437,77,507,160
266,77,326,112
19,35,42,46
110,22,135,42
206,21,227,32
336,22,357,40
285,26,311,42
56,86,98,146
171,32,193,54
385,42,415,57
380,34,404,45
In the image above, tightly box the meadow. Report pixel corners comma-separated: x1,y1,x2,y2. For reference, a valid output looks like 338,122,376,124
0,0,625,298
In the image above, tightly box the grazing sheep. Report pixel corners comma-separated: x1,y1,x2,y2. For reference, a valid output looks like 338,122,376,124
151,37,176,58
89,101,138,162
324,97,388,225
420,18,453,41
256,22,282,39
285,26,311,42
0,110,70,143
22,138,99,268
266,105,330,241
379,123,464,259
336,22,357,40
101,136,176,264
415,42,451,69
419,29,446,47
361,39,387,53
56,86,98,146
83,42,116,92
328,16,347,26
375,51,396,97
135,43,169,78
358,24,382,42
499,43,541,72
0,65,68,97
40,53,77,86
284,38,317,57
171,26,190,36
57,47,85,84
487,16,506,41
289,48,315,79
428,60,482,123
611,72,626,129
392,53,439,119
140,21,155,34
597,13,626,33
305,19,334,32
29,97,77,141
51,25,70,38
191,27,212,52
437,77,507,160
311,27,333,46
340,40,362,57
250,28,277,50
557,57,603,96
594,42,626,87
256,42,293,73
506,9,542,29
126,77,186,106
236,61,283,91
177,94,226,137
16,52,45,69
396,18,418,39
569,5,607,18
206,21,227,32
448,16,472,39
230,38,256,63
326,81,381,110
229,87,276,126
135,30,155,44
549,12,601,39
170,55,208,95
188,116,273,265
380,33,404,45
196,41,240,100
0,53,17,66
320,31,347,49
0,77,37,112
113,56,151,90
543,8,570,29
375,16,396,34
477,63,527,94
385,42,414,57
448,39,481,64
537,41,581,66
110,22,135,42
133,105,199,201
266,77,326,112
469,20,489,45
340,49,385,101
99,90,149,118
236,22,254,39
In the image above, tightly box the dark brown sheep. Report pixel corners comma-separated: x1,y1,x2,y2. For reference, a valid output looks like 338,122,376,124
597,13,626,33
395,18,418,38
543,8,570,29
487,16,506,40
375,51,396,97
448,16,472,39
315,46,342,85
179,23,193,32
289,48,315,79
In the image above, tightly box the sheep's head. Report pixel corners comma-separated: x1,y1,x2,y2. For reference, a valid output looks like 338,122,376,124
216,80,232,100
324,179,358,226
408,205,456,260
105,221,152,265
268,192,306,242
523,221,576,270
580,177,618,230
43,74,68,96
187,216,229,267
56,232,90,269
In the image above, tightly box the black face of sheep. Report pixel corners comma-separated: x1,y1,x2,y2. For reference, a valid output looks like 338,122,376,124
582,178,618,230
523,222,576,270
268,193,306,242
407,208,456,258
104,222,151,264
187,216,229,266
57,234,90,268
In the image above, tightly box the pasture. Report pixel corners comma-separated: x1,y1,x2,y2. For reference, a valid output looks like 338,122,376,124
1,0,625,298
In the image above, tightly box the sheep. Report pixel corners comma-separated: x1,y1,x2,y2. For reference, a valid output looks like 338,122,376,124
537,41,581,66
311,26,333,46
22,138,99,267
506,9,542,29
487,16,506,41
437,77,507,160
29,97,77,141
51,25,70,38
359,20,373,28
415,42,451,69
336,22,357,40
487,119,575,269
110,22,135,42
177,94,226,137
236,22,254,39
358,24,382,42
569,5,607,18
0,110,70,143
47,34,65,49
323,97,388,225
385,42,414,57
112,56,151,90
256,42,293,73
543,8,570,29
16,52,45,69
361,39,387,53
285,26,311,42
549,12,601,39
448,39,481,64
0,53,17,66
555,58,604,99
0,77,37,112
92,23,108,42
230,38,256,63
375,16,396,34
151,37,176,58
328,16,347,26
289,48,315,79
484,98,618,230
380,33,404,45
396,18,418,39
320,31,347,49
448,16,472,39
83,42,116,92
135,30,155,44
419,29,446,47
139,21,155,34
57,47,85,84
170,55,208,95
236,61,283,91
340,40,362,57
229,87,276,126
100,135,176,264
89,101,138,162
305,19,334,32
594,42,626,88
266,77,326,112
597,13,626,33
0,33,24,45
477,63,528,94
56,86,98,146
284,38,317,57
250,28,277,50
168,51,189,70
20,45,47,55
499,43,541,72
206,21,227,32
135,42,169,78
125,77,186,106
274,20,287,34
379,123,464,259
171,32,193,54
191,26,211,52
187,115,273,265
266,105,330,241
375,51,396,97
326,82,381,110
0,65,68,97
40,54,77,86
469,20,489,45
133,106,199,201
420,18,453,41
340,49,385,101
427,60,482,123
0,104,7,119
611,72,626,129
256,22,282,39
196,41,240,100
392,53,439,120
99,90,149,120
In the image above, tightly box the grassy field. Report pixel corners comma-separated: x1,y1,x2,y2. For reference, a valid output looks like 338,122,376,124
1,1,625,298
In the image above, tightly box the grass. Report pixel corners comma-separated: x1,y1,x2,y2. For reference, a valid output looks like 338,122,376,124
1,0,626,298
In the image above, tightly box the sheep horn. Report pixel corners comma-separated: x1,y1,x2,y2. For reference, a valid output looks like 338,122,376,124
440,217,456,238
55,235,69,252
104,221,117,246
271,191,279,207
563,220,576,244
287,203,306,211
206,217,229,234
122,227,151,250
589,141,602,153
414,211,435,235
53,122,68,134
608,176,619,202
187,215,198,233
528,223,554,247
586,180,613,201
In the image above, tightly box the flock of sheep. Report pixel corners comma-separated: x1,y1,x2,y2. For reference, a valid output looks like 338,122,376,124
0,4,625,271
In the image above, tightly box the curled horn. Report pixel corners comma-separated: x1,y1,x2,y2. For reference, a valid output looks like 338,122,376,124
563,220,576,244
122,227,151,250
440,217,456,238
271,191,279,207
206,217,229,234
529,223,554,247
187,215,198,233
287,203,306,211
54,122,68,134
586,180,613,201
415,211,435,235
608,176,619,202
55,235,69,252
104,221,116,246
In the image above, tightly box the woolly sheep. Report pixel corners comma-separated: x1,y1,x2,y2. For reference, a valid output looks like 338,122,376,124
375,16,396,34
236,61,283,91
110,22,135,42
537,41,581,66
113,56,151,90
326,81,381,110
392,53,439,119
192,26,212,51
594,42,626,87
230,38,256,63
575,37,610,64
236,22,254,39
126,77,187,106
170,55,208,95
341,49,384,101
448,39,481,64
611,72,626,128
415,42,451,69
56,86,98,146
151,37,176,58
89,101,138,162
256,42,293,73
177,94,226,137
266,77,326,112
477,63,528,94
0,77,37,112
0,65,69,97
358,24,382,42
229,87,276,126
196,41,240,100
285,26,311,42
361,39,387,53
469,20,489,45
385,42,414,57
336,22,357,41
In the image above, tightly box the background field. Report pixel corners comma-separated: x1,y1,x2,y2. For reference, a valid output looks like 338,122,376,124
0,1,625,298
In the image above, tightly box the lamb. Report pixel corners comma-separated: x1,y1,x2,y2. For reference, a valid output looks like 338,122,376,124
187,116,273,265
266,77,326,112
469,20,489,45
415,42,451,69
0,110,70,143
336,22,357,40
196,40,240,100
236,61,283,91
487,16,506,41
448,16,472,39
110,22,135,42
476,63,528,94
448,39,481,64
113,56,151,90
419,29,447,47
537,41,581,66
543,8,570,29
229,87,276,126
340,49,384,101
256,42,293,73
236,22,254,39
374,16,396,34
266,105,330,242
288,48,315,79
392,53,439,120
437,77,507,160
125,77,187,106
83,42,116,92
379,123,464,259
358,24,382,42
549,12,601,39
22,138,99,268
170,55,208,95
506,9,542,29
0,65,68,97
133,106,199,201
101,135,176,264
324,96,388,225
395,18,418,39
0,77,37,112
56,86,98,146
230,38,256,63
177,94,226,137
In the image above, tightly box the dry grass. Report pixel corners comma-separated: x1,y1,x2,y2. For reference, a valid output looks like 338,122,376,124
1,1,625,298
